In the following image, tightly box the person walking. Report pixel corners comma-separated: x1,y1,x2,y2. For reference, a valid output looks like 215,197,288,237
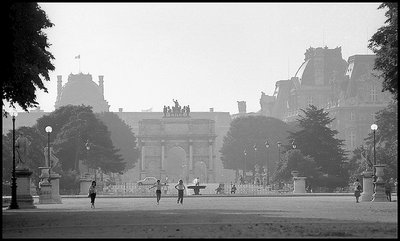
88,181,97,208
149,180,164,205
384,179,392,202
174,179,186,205
353,178,362,203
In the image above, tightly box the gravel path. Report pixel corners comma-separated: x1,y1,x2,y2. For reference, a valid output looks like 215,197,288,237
2,196,397,238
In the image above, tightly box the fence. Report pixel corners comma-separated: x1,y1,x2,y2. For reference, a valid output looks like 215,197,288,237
100,182,295,196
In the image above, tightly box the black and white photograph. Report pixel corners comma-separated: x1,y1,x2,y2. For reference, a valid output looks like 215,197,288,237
3,2,397,238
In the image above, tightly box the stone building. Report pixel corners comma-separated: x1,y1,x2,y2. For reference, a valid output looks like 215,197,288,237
259,46,392,152
2,72,232,183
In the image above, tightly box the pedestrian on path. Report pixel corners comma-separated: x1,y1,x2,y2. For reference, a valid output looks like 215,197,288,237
175,179,186,205
149,180,164,205
88,181,97,208
353,178,362,203
385,180,392,202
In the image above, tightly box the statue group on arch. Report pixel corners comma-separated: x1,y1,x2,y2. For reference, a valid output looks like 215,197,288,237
163,99,190,117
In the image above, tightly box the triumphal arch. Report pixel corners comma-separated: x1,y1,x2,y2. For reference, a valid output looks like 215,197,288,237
137,104,217,183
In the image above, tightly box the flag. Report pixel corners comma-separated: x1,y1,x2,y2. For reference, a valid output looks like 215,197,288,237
74,55,80,59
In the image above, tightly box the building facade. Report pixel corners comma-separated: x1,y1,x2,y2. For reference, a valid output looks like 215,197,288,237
259,47,392,152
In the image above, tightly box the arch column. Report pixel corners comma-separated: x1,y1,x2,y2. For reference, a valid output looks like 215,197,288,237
161,140,165,170
208,140,213,171
189,140,193,171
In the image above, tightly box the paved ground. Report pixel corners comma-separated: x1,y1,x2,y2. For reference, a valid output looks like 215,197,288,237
2,195,398,238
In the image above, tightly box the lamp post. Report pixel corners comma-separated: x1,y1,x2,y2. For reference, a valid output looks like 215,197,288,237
277,141,281,163
45,126,52,183
9,110,19,209
265,140,270,186
371,124,378,174
243,149,247,182
85,140,90,176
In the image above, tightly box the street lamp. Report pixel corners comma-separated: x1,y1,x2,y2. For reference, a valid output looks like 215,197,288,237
9,110,19,209
243,149,247,182
45,126,52,183
265,140,270,186
85,140,90,176
371,124,378,174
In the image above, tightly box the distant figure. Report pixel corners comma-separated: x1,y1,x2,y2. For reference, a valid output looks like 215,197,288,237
193,177,200,186
88,181,97,208
385,180,392,202
175,180,186,205
167,106,172,117
15,132,31,168
215,185,223,194
186,105,190,116
163,105,167,117
149,180,164,205
231,184,237,194
353,178,362,203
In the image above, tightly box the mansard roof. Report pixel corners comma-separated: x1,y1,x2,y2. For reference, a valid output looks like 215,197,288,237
55,73,110,112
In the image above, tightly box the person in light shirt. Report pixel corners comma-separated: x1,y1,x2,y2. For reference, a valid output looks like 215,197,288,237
174,179,186,205
149,180,164,205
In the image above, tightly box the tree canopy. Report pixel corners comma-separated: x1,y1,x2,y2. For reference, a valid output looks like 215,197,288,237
35,105,125,173
368,2,398,99
4,2,55,113
287,105,348,177
220,115,292,174
96,112,139,170
272,149,318,183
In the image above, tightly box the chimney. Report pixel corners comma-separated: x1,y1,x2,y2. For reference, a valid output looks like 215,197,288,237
57,75,62,100
98,75,104,97
237,101,246,114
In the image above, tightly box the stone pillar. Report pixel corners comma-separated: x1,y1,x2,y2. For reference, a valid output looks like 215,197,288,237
291,171,306,194
141,145,145,171
361,170,374,202
189,140,193,171
49,173,62,203
79,173,93,195
39,167,60,204
15,169,36,209
372,164,387,202
39,182,53,204
208,140,213,171
161,140,165,170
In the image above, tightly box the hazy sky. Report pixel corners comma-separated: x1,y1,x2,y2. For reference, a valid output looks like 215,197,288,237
27,2,386,114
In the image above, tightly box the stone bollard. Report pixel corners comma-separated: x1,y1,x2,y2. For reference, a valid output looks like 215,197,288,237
79,174,93,195
371,164,387,202
49,173,62,204
360,170,374,202
15,168,36,209
291,171,306,194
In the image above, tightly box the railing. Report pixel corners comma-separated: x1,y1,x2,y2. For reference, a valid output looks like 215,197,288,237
100,182,295,196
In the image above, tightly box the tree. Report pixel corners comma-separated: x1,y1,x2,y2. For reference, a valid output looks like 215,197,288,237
368,3,398,99
96,112,139,170
287,105,348,177
2,126,47,184
220,115,292,175
4,2,55,113
364,101,398,179
35,105,126,173
272,149,318,183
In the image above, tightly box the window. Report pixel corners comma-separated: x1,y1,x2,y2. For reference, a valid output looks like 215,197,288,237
370,84,377,102
350,130,356,149
350,111,355,121
307,96,313,106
